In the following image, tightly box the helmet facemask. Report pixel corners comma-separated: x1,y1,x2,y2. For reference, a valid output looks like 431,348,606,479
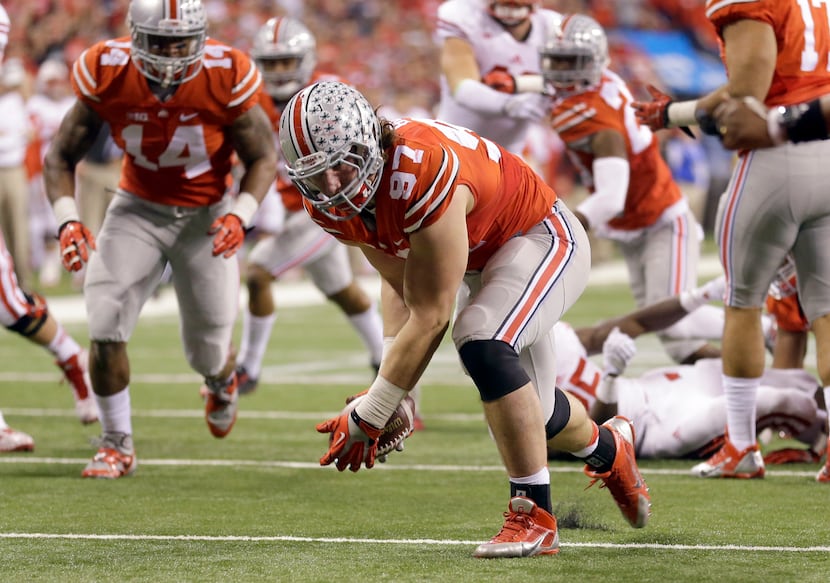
280,81,384,222
251,17,316,102
540,14,609,97
128,0,207,88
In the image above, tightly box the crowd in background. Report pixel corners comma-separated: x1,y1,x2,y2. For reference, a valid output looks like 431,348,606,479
0,0,733,290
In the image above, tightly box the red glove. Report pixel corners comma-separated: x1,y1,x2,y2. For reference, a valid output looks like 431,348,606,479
632,84,672,130
482,69,516,94
632,84,695,138
208,214,245,258
58,221,97,272
316,408,382,472
763,447,821,465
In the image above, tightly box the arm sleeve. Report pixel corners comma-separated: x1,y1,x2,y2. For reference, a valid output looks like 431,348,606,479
575,156,629,229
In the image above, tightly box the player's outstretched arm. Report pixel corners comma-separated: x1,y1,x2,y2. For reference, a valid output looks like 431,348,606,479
577,276,725,356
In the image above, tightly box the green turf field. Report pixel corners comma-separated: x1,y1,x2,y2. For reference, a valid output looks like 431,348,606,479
0,281,827,582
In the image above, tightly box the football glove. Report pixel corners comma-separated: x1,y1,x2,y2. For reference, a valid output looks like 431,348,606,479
679,275,726,312
208,213,245,258
482,69,516,94
602,327,637,377
316,408,382,472
503,93,549,122
632,84,695,138
58,221,97,272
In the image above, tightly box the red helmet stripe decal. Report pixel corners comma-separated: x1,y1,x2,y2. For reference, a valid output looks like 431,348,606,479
167,0,178,19
272,17,285,44
290,88,313,157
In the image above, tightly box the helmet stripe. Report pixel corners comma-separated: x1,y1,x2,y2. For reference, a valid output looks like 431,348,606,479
167,0,178,19
289,87,314,158
272,17,285,44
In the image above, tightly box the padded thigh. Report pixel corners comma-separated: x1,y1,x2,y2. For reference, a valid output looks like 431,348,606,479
452,206,591,355
716,141,830,317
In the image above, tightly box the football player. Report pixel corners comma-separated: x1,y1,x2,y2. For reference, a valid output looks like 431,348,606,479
43,0,278,478
0,1,97,454
633,0,830,482
280,80,651,558
435,0,559,154
537,14,723,367
233,16,383,395
549,273,823,463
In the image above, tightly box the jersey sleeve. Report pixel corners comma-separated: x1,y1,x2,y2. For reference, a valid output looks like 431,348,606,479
71,41,131,108
397,141,460,235
706,0,775,30
435,0,479,43
223,48,263,118
551,93,624,145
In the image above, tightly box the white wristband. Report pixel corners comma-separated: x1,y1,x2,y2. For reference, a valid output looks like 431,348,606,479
231,191,259,228
515,74,544,94
595,374,619,404
355,375,408,429
666,100,698,128
52,196,80,227
766,107,788,146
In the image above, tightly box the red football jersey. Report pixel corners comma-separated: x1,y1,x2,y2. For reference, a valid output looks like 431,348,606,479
707,0,830,106
551,70,682,230
305,118,559,271
71,37,263,207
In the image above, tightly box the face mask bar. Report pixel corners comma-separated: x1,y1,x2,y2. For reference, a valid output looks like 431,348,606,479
288,143,382,221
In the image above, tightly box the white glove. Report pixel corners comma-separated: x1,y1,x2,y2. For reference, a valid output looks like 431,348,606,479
503,93,550,121
679,275,726,312
602,327,637,377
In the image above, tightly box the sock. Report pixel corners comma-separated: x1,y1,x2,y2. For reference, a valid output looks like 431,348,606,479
0,410,7,429
47,324,82,363
96,388,132,436
510,466,552,514
824,387,830,421
237,311,276,378
571,423,617,473
348,304,384,367
723,374,760,450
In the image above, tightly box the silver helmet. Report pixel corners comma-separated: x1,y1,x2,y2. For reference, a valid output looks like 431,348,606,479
251,16,317,102
128,0,207,87
540,13,609,96
279,81,383,222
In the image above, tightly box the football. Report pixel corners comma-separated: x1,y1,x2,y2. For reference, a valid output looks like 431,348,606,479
344,394,417,457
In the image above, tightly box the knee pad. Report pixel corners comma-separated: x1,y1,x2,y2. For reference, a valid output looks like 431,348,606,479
544,388,571,440
7,293,48,337
458,339,530,402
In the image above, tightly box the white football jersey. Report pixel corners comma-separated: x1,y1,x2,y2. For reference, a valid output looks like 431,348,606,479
435,0,560,153
26,93,75,163
0,3,8,63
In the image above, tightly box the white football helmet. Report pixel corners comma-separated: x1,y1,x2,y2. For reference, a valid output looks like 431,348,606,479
279,81,383,221
540,13,609,96
251,16,317,102
128,0,207,87
486,0,538,27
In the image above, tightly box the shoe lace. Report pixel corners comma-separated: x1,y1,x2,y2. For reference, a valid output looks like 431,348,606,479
492,511,533,541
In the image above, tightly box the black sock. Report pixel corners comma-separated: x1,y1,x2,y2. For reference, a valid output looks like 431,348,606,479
510,482,552,515
579,425,617,473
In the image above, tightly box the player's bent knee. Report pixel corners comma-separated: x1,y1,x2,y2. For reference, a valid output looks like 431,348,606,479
545,388,571,440
7,293,48,338
458,339,530,402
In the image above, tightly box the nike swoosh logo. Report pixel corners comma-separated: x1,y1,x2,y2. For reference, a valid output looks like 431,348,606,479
332,432,347,448
180,113,198,122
